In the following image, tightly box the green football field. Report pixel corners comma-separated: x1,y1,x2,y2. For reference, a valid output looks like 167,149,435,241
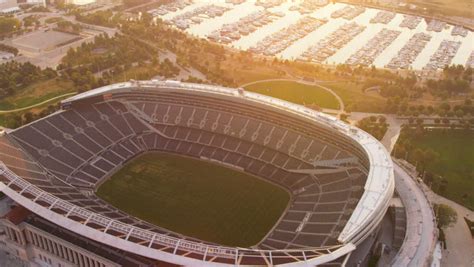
96,153,290,247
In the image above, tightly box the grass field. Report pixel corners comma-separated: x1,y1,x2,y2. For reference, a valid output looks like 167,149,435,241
398,129,474,209
0,79,75,110
244,80,340,110
234,69,282,85
96,153,290,247
322,82,386,113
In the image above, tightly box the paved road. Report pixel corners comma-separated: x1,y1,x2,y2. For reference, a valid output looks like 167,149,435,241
379,116,402,152
0,92,76,114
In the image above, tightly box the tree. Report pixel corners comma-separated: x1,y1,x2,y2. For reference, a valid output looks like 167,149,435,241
424,171,434,185
434,204,457,229
440,102,450,111
438,109,446,117
378,116,387,124
340,113,349,123
0,16,20,35
0,61,57,98
414,125,424,138
23,15,40,28
394,145,407,159
23,112,34,124
0,44,18,55
411,148,424,167
426,106,434,115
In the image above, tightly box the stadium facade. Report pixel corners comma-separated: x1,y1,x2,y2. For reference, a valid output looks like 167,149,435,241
0,80,394,266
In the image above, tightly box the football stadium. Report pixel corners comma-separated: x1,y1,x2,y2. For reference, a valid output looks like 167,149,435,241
0,80,394,266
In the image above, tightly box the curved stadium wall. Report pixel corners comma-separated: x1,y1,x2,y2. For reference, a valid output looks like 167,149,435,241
0,80,394,266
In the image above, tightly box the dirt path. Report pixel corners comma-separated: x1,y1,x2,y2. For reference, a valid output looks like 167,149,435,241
0,92,76,114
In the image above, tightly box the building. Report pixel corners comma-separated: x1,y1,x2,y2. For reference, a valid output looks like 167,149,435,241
0,0,19,14
0,81,394,266
0,199,161,266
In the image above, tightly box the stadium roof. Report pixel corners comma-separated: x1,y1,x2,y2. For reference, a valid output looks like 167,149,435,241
65,80,395,244
0,80,394,266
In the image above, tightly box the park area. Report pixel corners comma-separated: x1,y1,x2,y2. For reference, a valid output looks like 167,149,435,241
321,81,386,113
96,152,290,247
395,129,474,209
243,80,388,113
244,80,340,110
0,79,74,111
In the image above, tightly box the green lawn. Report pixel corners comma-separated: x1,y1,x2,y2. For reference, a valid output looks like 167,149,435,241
399,129,474,209
0,79,75,110
96,153,290,247
322,82,386,113
244,80,340,110
356,118,388,141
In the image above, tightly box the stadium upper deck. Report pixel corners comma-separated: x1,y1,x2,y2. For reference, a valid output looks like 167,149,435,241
0,80,394,266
